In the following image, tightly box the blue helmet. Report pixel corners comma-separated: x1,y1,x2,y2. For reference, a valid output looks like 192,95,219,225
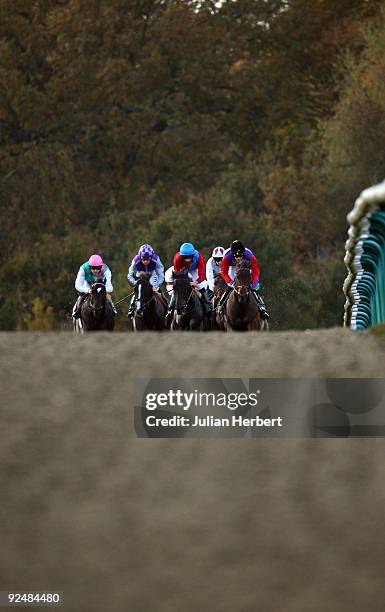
180,242,195,256
138,244,154,259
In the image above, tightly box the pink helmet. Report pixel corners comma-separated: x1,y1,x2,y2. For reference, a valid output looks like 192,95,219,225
88,254,104,267
212,246,225,258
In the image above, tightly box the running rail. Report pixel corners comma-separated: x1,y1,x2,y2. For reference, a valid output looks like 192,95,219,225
343,179,385,329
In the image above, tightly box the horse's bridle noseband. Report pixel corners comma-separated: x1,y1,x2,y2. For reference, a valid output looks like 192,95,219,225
234,284,250,298
234,269,251,303
176,288,194,315
135,281,155,318
91,302,105,316
89,285,106,316
136,295,155,317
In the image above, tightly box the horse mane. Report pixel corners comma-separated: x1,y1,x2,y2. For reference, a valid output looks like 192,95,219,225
91,281,106,291
173,269,190,280
214,272,227,293
236,259,251,271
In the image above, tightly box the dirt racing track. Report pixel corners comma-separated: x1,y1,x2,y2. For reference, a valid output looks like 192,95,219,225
0,329,384,612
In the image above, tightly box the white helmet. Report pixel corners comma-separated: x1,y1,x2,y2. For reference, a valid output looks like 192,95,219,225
212,246,225,258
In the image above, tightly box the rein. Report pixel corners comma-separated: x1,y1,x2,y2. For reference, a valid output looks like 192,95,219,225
135,281,155,317
136,294,155,316
89,296,106,316
88,283,107,316
234,267,252,301
176,287,194,315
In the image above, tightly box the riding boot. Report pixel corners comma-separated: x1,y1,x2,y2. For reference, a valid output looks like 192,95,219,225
166,295,175,328
72,302,78,319
72,294,86,319
218,287,232,316
127,295,136,319
252,289,269,320
106,293,118,316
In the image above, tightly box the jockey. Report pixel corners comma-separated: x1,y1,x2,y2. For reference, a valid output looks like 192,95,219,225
218,240,269,319
72,254,116,319
206,246,225,293
165,242,211,326
127,244,165,318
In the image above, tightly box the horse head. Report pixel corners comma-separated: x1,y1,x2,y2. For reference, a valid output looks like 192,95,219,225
173,270,193,315
213,272,227,297
234,262,252,303
89,282,107,314
135,272,154,317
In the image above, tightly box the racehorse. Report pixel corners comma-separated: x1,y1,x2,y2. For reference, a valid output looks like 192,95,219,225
74,282,115,333
131,272,166,331
212,272,227,331
171,270,204,331
223,261,265,331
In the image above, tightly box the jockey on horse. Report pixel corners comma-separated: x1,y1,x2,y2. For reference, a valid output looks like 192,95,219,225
127,244,165,318
165,242,212,327
218,240,269,320
206,246,225,294
72,254,116,319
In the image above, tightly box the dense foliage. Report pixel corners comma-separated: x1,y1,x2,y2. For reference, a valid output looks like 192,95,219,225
1,0,384,329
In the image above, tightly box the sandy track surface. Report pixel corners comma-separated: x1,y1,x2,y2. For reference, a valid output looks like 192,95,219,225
0,330,384,611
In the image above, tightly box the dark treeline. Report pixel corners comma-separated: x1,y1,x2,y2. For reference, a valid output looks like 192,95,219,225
1,0,385,329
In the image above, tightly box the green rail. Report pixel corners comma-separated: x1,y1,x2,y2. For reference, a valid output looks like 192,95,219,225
343,181,385,329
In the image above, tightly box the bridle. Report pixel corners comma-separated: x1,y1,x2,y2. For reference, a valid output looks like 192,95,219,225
135,279,155,318
89,283,106,316
174,278,194,316
234,269,251,303
177,288,194,315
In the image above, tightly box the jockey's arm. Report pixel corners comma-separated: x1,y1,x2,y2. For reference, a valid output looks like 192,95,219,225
173,253,184,272
221,256,233,286
127,260,138,285
250,255,260,288
196,252,206,284
153,258,165,286
164,266,174,295
206,258,215,292
104,268,113,293
75,267,90,294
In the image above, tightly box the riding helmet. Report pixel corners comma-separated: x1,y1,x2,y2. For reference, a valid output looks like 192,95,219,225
180,242,195,256
212,246,225,258
230,240,245,256
88,254,104,267
139,244,154,259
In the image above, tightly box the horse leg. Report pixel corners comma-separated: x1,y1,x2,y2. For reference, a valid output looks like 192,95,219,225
133,315,145,331
105,313,115,331
74,318,84,334
190,316,202,331
170,314,180,331
247,319,260,331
